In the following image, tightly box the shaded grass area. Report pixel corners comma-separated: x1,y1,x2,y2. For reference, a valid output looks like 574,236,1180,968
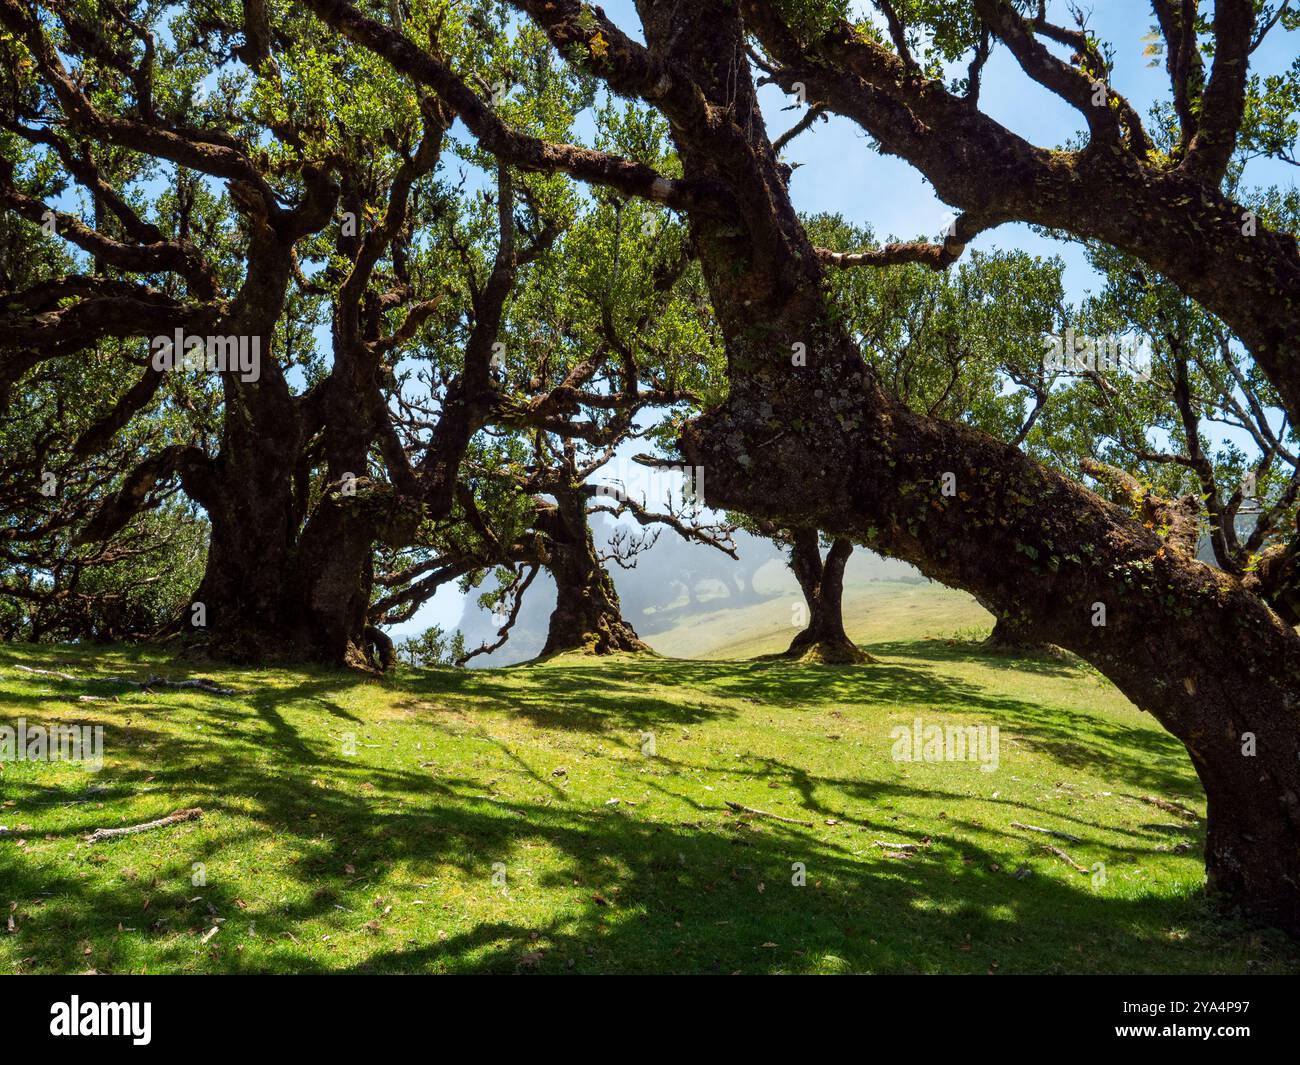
0,637,1297,975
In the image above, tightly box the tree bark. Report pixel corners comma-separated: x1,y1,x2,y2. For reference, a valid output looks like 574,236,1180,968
182,416,413,670
982,616,1046,652
785,530,871,663
972,594,1052,653
536,484,650,657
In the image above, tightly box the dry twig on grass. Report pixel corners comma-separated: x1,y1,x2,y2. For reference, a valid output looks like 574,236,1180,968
1140,795,1199,822
84,808,204,844
1010,821,1083,844
13,664,235,696
724,801,813,826
873,839,921,852
1044,844,1090,873
13,664,77,681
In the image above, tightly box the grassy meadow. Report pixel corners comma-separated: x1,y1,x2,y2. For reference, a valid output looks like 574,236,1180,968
2,582,1297,974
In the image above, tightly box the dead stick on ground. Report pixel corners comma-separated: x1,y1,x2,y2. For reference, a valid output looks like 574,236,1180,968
873,840,921,852
14,665,234,696
1010,821,1083,844
724,801,813,826
1044,843,1090,873
14,664,77,681
157,677,234,695
1140,795,1198,822
84,808,203,844
106,675,236,695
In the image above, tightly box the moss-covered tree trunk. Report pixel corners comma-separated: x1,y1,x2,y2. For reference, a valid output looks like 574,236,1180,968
973,594,1052,653
785,529,870,663
179,241,404,670
537,484,649,657
185,397,394,669
187,394,412,670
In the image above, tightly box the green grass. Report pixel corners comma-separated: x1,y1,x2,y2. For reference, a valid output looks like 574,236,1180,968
1,589,1297,974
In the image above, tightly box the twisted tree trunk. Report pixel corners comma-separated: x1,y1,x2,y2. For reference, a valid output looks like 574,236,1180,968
176,243,406,669
785,529,871,663
537,485,649,657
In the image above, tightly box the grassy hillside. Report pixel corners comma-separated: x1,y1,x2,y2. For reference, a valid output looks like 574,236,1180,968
2,620,1298,974
644,578,991,659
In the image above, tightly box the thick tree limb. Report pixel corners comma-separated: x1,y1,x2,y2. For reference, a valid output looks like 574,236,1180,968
1079,457,1201,558
301,0,716,212
1182,0,1255,181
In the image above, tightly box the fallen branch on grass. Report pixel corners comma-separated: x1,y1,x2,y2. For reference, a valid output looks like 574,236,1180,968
84,808,203,844
1043,844,1090,873
13,664,234,696
724,801,813,826
96,674,236,695
1140,795,1198,822
1010,821,1083,844
873,840,921,852
13,665,77,681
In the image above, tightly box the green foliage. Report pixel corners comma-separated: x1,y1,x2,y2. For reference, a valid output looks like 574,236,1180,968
395,624,466,667
808,212,1065,441
0,183,206,641
1028,225,1300,563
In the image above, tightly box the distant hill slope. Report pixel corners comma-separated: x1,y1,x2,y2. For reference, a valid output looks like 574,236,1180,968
645,579,993,660
454,519,947,666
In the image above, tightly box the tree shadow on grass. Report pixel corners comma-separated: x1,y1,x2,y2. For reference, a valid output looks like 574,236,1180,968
313,803,1287,975
396,654,1054,733
1,647,1289,975
393,664,737,733
867,637,1085,678
4,730,1286,975
394,655,1191,798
